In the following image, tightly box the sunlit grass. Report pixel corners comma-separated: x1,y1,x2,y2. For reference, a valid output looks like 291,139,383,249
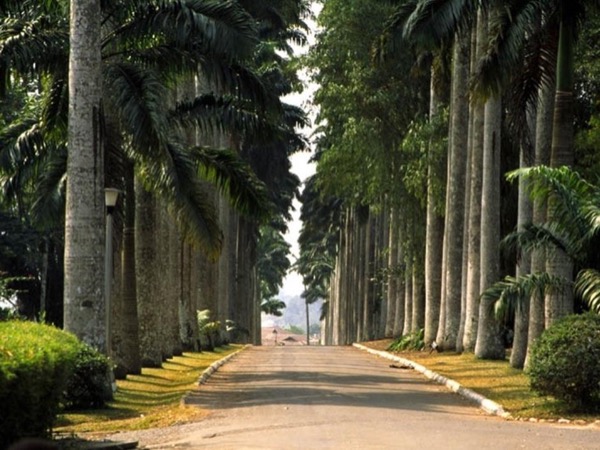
363,339,599,421
55,345,241,434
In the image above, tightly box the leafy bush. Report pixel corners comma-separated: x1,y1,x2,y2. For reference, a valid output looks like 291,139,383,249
0,321,80,447
387,329,425,352
62,344,113,410
528,313,600,410
197,309,220,351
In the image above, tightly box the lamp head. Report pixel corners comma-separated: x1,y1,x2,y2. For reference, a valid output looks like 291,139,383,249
104,188,120,214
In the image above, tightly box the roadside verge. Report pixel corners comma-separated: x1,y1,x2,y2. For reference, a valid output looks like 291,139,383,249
353,343,511,419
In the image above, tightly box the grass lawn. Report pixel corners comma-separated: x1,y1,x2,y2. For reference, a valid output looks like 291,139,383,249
55,345,241,435
362,339,599,422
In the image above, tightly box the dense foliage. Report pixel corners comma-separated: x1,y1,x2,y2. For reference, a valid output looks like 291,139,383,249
387,329,426,352
528,313,600,410
62,345,113,410
0,321,80,446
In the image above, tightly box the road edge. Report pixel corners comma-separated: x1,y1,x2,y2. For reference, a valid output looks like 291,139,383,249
353,343,512,419
196,344,250,385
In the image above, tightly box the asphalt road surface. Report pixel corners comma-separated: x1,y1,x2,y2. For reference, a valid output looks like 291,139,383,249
116,346,600,449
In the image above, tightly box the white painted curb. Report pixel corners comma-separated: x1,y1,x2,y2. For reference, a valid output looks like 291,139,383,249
353,343,511,419
197,345,249,385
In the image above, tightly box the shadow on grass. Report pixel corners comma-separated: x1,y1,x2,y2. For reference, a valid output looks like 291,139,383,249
56,345,240,433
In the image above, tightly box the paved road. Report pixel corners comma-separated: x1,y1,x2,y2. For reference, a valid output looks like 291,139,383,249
123,346,599,449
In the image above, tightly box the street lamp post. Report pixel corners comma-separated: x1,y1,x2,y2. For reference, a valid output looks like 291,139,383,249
104,188,119,357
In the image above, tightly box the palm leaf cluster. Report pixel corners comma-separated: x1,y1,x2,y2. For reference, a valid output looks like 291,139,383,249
0,0,302,249
486,166,600,316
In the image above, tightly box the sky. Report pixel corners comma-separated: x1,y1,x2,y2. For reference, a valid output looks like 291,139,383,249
277,4,321,299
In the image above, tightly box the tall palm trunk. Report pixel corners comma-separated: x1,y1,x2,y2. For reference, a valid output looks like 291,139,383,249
216,195,235,345
155,201,173,359
119,160,141,374
424,62,445,345
234,216,259,343
510,127,533,368
411,264,425,333
474,95,505,360
177,77,199,350
403,260,413,336
393,214,406,336
135,180,162,366
377,205,389,337
64,0,106,351
524,83,554,368
439,31,470,350
545,20,575,326
386,208,399,336
361,213,374,341
463,14,486,352
167,213,183,355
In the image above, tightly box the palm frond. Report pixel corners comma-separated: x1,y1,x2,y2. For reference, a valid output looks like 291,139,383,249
105,0,258,62
575,269,600,314
30,145,67,230
372,0,419,62
260,298,286,316
403,0,477,47
170,94,262,137
135,141,223,259
0,118,42,172
582,187,600,244
104,61,170,155
198,59,281,113
192,146,272,220
482,272,569,322
282,102,310,130
502,24,558,154
0,17,69,78
507,166,593,246
502,222,574,260
109,44,199,77
41,73,69,139
473,0,549,97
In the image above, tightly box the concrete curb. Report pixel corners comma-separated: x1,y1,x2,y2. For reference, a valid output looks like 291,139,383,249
353,343,511,419
197,345,249,385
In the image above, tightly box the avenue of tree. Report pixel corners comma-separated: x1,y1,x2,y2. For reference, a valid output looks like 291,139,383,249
297,0,600,368
0,0,310,376
2,0,600,383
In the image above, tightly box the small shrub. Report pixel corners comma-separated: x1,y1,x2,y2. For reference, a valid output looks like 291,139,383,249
387,329,425,352
62,344,113,410
528,313,600,410
0,321,80,447
197,309,220,351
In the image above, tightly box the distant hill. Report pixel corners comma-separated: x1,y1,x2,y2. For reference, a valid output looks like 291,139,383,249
261,294,322,332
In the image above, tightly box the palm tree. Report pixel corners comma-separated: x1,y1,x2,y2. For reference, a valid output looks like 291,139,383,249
257,224,292,308
64,0,106,350
375,0,449,345
261,298,286,317
297,175,341,335
462,0,599,324
1,0,288,356
484,166,600,326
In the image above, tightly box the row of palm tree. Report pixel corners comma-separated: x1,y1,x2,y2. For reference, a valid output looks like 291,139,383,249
301,0,600,367
1,0,310,374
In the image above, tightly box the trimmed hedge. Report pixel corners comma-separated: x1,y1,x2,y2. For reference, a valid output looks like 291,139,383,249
0,321,80,447
528,313,600,410
63,344,113,410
